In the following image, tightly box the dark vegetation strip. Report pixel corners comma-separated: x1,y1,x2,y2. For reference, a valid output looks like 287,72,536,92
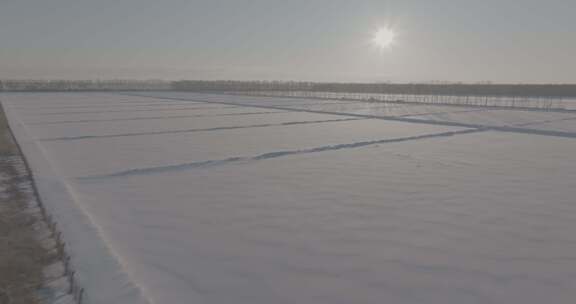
0,104,51,304
0,103,85,304
170,81,576,98
2,79,576,98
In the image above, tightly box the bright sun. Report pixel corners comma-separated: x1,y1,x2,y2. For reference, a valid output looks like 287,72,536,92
372,27,396,50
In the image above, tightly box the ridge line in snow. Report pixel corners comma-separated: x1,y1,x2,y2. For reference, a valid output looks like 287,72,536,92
78,128,482,180
27,111,288,125
28,105,240,115
40,118,365,141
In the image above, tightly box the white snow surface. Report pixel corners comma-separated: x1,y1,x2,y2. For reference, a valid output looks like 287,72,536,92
2,92,576,304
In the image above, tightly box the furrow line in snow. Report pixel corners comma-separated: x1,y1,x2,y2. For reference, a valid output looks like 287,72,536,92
489,126,576,138
398,108,493,118
122,93,504,129
27,111,288,125
269,101,402,107
78,128,482,180
11,102,199,110
513,116,576,127
40,118,364,141
125,94,576,139
28,105,240,115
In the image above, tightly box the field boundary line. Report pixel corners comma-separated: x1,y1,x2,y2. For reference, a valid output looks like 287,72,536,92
79,128,483,180
123,93,576,140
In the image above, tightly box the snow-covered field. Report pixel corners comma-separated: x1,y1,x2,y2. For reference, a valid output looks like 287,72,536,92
2,92,576,304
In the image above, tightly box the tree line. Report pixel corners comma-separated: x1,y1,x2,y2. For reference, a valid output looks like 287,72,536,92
171,81,576,98
2,79,575,99
0,80,170,91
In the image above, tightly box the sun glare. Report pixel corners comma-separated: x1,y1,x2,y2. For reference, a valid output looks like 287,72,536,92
372,27,396,50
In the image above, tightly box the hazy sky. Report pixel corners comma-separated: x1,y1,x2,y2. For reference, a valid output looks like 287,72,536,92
1,0,575,83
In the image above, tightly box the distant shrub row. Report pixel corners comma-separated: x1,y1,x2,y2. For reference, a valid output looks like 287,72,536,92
0,80,169,91
2,79,576,98
172,81,576,98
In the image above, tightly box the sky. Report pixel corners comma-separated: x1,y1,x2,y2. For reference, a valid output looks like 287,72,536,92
1,0,575,83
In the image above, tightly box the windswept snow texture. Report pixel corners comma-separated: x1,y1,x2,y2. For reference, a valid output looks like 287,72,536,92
3,92,576,304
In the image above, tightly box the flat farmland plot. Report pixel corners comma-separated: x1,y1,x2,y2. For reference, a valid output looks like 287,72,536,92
3,92,576,304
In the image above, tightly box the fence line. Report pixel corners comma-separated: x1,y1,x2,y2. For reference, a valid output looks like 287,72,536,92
231,90,573,112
